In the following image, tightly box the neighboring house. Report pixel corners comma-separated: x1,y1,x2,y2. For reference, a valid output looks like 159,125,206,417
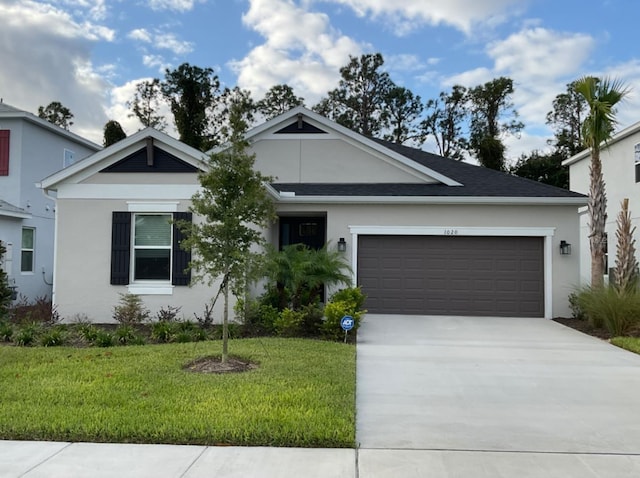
40,107,586,323
563,120,640,285
0,101,101,302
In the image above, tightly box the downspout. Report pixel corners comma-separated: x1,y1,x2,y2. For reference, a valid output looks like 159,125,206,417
39,185,58,299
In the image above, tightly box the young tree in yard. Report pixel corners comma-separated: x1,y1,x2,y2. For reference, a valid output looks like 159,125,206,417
467,77,523,171
162,63,220,151
256,84,304,120
574,76,629,287
421,85,468,160
614,198,638,292
103,120,126,147
177,106,276,363
127,78,167,131
37,101,74,129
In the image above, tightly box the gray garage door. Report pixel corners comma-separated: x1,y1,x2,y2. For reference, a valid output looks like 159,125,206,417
357,235,544,317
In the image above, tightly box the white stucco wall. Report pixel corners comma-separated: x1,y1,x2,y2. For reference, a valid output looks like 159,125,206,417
54,197,231,323
250,138,433,183
568,132,640,285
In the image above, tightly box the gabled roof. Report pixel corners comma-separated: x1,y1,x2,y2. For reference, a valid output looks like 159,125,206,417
216,106,463,187
563,119,640,167
0,102,101,151
39,128,207,191
271,138,587,205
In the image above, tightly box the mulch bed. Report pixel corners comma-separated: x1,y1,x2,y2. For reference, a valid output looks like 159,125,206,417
552,317,612,340
183,355,259,374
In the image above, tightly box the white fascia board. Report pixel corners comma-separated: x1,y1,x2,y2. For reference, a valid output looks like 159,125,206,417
56,184,201,200
274,195,588,206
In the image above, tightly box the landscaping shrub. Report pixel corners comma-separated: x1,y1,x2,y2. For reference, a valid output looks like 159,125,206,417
9,296,59,325
574,285,640,336
0,320,13,342
39,325,67,347
568,292,586,320
78,323,100,344
193,302,215,328
155,305,182,322
330,286,367,311
113,293,150,326
114,325,142,345
14,323,40,346
321,301,364,340
151,320,177,343
274,308,305,337
93,330,115,347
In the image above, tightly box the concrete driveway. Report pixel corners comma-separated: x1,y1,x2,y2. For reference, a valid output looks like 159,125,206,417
356,314,640,477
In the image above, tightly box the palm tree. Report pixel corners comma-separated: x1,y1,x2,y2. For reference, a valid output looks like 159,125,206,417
574,76,629,288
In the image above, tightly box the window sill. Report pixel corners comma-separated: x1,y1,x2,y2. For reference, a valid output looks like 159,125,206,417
128,283,174,295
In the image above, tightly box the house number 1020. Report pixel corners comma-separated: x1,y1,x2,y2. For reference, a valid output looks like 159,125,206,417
444,229,458,235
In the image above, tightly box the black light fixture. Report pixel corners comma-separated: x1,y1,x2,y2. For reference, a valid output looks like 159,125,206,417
559,240,572,255
337,237,347,252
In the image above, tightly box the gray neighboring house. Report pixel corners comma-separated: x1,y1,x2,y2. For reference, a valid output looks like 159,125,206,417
41,107,586,322
0,102,101,302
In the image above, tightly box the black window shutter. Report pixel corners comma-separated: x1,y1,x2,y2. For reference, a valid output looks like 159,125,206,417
172,212,192,286
110,212,131,285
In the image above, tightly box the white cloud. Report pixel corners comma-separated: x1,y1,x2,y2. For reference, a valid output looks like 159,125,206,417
316,0,524,35
128,28,152,43
0,1,114,143
128,28,193,55
154,33,193,55
230,0,364,103
147,0,205,12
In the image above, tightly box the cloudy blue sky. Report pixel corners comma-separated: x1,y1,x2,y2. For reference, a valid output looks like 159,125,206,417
1,0,638,161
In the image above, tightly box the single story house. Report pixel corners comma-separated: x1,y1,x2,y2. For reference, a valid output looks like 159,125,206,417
563,120,640,284
40,107,586,322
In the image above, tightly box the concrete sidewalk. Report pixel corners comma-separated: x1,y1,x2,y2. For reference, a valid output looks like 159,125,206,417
0,441,355,478
3,440,640,478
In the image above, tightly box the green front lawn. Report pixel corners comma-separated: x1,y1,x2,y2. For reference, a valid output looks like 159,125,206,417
611,337,640,355
0,338,356,447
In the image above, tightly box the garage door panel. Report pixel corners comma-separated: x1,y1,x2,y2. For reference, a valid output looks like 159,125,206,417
358,235,544,317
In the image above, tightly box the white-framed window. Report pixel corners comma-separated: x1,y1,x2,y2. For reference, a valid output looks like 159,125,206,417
63,149,75,168
635,144,640,183
21,227,35,273
132,214,172,282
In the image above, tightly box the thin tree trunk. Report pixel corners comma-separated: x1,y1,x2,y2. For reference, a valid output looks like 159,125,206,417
222,275,229,364
589,147,607,288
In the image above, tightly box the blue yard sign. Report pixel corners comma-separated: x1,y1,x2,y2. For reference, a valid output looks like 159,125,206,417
340,315,354,331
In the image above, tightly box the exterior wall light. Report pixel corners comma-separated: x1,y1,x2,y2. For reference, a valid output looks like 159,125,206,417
560,240,572,255
337,237,347,252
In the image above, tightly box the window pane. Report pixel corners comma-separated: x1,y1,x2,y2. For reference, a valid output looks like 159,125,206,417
21,251,33,272
22,228,34,249
134,249,170,280
135,215,171,246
